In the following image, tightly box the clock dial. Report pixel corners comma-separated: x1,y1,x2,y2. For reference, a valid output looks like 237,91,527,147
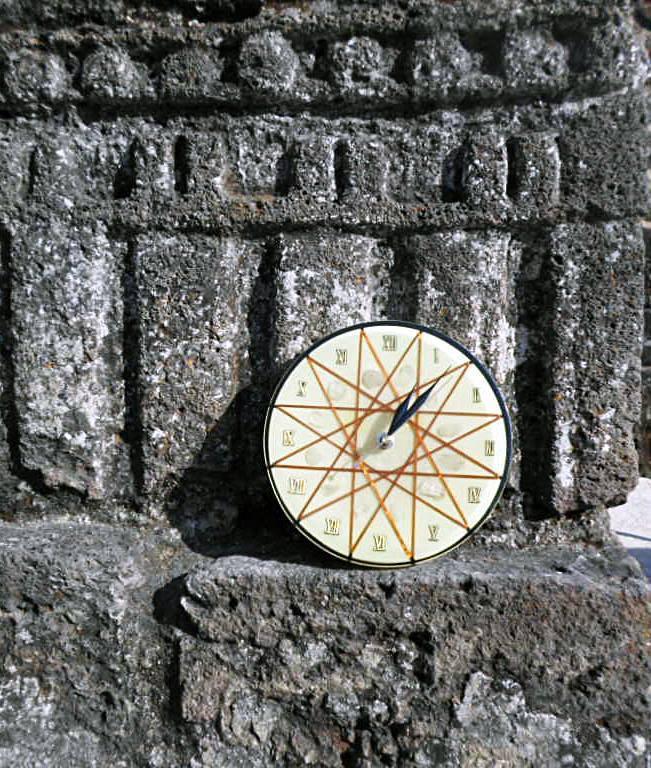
264,321,512,568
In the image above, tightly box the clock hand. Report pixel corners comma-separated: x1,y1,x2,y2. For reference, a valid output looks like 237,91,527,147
385,365,452,439
386,386,416,439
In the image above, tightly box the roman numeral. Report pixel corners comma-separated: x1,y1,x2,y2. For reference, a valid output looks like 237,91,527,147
335,349,348,366
382,335,397,352
297,380,307,397
484,439,495,456
324,518,341,536
472,387,481,403
282,430,295,447
468,486,481,504
427,524,439,542
433,348,439,363
372,534,387,551
288,477,306,495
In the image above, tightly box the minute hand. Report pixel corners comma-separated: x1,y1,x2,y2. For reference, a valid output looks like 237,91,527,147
386,366,452,438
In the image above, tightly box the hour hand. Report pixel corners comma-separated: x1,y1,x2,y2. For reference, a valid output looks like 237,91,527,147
386,366,452,438
386,387,416,438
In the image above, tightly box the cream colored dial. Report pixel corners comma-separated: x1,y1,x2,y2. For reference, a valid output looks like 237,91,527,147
264,322,512,568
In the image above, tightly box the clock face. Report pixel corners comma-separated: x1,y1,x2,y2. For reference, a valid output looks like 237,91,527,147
264,321,512,568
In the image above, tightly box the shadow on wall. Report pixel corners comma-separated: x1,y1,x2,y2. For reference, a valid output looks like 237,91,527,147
157,237,418,569
161,375,359,570
151,226,362,566
154,233,345,566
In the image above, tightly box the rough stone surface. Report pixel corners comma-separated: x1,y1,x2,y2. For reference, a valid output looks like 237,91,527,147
159,47,224,102
0,522,648,768
0,523,197,768
9,217,129,500
81,46,151,103
0,0,648,764
179,546,651,768
545,223,645,513
407,231,522,508
133,233,261,507
271,233,393,366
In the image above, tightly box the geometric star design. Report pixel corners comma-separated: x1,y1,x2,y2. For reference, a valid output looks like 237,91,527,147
264,322,512,568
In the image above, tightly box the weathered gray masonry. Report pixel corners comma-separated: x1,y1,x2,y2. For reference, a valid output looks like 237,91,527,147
0,1,649,765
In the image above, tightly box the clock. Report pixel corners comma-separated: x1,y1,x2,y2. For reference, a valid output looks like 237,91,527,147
263,321,512,568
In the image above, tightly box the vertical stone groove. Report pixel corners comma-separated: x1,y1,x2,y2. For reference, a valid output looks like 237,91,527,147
333,140,349,203
506,137,520,200
122,239,145,502
514,229,556,519
441,145,466,203
174,136,189,196
386,236,418,323
113,139,140,199
242,237,279,500
26,147,38,198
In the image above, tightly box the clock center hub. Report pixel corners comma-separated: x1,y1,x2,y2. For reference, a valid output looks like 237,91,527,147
355,410,415,472
377,432,394,450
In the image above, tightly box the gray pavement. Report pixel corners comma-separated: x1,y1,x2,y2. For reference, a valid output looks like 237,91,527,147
609,477,651,578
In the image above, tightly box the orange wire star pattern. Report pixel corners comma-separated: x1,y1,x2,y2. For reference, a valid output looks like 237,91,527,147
264,322,512,568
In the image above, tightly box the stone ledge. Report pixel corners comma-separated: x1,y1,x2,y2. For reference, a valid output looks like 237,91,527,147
0,520,199,768
180,541,651,766
0,520,649,766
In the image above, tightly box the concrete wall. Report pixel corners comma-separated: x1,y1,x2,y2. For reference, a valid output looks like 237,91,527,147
0,0,646,544
0,2,649,766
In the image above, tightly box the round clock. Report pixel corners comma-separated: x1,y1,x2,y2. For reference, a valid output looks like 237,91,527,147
264,321,512,568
